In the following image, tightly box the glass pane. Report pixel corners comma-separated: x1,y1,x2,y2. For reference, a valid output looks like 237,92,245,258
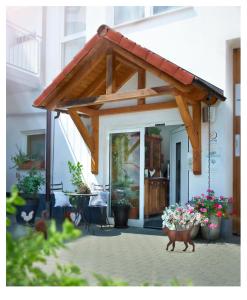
27,134,45,160
110,132,140,219
153,6,177,15
63,37,85,66
114,6,144,25
64,6,86,36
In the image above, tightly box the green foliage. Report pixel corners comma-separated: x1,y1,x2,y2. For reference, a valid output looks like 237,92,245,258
7,188,86,286
67,161,90,193
16,168,45,195
170,278,193,286
11,146,30,169
94,273,128,286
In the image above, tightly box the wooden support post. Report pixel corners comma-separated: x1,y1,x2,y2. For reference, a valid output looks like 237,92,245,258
106,53,116,94
91,115,99,174
192,103,201,175
175,95,201,175
138,70,146,105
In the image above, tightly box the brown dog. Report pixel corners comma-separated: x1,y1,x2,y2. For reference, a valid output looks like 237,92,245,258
163,227,195,252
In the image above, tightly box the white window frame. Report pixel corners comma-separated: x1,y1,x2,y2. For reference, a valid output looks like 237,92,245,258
21,129,46,162
111,6,186,28
60,7,87,68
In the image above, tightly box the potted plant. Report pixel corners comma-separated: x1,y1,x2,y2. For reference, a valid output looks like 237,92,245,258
111,198,132,228
161,204,206,239
68,161,90,194
16,168,45,225
190,189,231,240
67,161,91,223
11,146,45,170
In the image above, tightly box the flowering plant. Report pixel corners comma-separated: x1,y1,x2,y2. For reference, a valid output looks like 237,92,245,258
190,189,231,219
161,204,206,230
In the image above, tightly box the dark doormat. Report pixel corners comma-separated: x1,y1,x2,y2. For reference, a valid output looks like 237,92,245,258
144,215,162,229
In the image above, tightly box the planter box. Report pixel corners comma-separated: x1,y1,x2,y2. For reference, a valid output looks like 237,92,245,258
19,160,45,170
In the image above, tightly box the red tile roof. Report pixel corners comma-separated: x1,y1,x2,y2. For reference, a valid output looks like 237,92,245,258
34,25,222,108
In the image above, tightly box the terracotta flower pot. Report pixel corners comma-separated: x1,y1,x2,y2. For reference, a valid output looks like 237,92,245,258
129,207,139,219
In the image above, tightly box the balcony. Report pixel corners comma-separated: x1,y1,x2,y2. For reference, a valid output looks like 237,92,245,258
6,21,42,90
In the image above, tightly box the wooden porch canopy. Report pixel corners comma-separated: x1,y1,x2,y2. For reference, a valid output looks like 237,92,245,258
33,24,225,175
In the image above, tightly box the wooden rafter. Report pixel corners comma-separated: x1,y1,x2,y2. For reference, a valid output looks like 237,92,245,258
59,85,173,109
138,70,146,105
175,95,201,174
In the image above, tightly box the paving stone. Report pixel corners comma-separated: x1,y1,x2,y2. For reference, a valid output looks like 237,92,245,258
42,226,240,286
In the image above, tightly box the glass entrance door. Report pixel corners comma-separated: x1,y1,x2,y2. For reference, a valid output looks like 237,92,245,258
109,131,141,221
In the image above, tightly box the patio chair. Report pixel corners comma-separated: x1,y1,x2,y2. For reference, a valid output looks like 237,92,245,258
50,182,72,222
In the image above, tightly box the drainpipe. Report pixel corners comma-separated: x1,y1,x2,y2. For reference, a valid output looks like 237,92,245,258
45,110,52,203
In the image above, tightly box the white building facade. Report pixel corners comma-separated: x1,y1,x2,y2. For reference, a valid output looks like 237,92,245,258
6,6,240,230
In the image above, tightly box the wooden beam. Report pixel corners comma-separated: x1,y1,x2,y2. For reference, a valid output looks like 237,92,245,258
175,95,198,150
68,109,93,152
192,103,201,175
59,85,173,108
97,101,177,116
110,41,192,93
106,53,116,94
91,115,99,174
77,106,98,116
138,70,146,105
175,95,201,175
173,87,208,102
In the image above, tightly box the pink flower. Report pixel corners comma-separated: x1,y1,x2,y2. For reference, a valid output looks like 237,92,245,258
218,204,222,209
220,196,224,200
200,208,207,213
208,223,218,229
204,218,209,223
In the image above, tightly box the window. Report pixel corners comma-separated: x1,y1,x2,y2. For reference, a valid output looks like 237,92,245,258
27,134,45,161
64,6,86,36
114,6,144,25
112,6,183,26
63,37,86,66
152,6,177,15
61,6,86,67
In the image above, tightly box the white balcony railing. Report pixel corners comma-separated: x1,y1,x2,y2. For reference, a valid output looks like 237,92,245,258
6,21,42,75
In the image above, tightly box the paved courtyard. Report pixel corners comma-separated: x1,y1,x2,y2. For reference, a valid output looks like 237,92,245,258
43,226,240,286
